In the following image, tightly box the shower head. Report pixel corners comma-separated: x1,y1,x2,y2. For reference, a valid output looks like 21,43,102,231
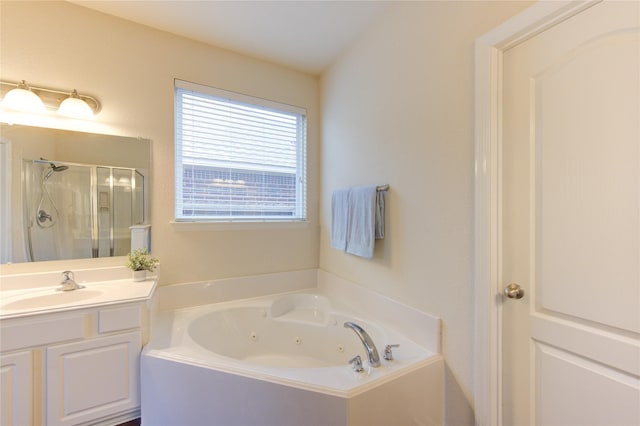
40,157,69,180
50,163,69,172
40,157,69,172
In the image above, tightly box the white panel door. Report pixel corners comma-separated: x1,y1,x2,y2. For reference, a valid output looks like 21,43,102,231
46,331,140,426
502,1,640,425
0,351,32,426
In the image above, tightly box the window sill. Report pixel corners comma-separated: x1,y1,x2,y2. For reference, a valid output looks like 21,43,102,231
169,220,311,231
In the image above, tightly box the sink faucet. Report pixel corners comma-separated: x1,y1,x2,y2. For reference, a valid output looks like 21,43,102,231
59,271,84,291
344,321,381,367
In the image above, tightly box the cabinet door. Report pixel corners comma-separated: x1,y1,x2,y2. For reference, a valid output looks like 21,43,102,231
46,331,140,426
0,351,32,426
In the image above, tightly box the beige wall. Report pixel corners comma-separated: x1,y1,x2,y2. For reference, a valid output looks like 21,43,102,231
0,1,320,284
319,2,531,424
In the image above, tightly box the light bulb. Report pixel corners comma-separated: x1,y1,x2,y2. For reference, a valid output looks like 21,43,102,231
1,80,46,113
58,90,94,119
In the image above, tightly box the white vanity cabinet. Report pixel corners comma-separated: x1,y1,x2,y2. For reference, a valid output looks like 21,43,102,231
0,301,151,426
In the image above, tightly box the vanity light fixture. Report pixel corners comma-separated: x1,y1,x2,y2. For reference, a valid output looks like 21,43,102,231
0,79,101,118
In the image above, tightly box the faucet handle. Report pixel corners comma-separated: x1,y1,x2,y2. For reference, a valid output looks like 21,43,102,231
348,355,364,372
61,270,75,282
383,344,400,361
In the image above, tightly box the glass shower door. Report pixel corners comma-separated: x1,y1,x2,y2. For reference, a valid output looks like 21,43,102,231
133,170,144,226
97,167,112,257
96,167,138,257
112,168,133,256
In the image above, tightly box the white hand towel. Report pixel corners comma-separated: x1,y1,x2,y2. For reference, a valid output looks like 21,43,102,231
331,188,350,251
346,185,377,258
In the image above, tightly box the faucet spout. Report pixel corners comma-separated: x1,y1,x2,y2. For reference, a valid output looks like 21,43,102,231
59,270,84,291
344,321,381,367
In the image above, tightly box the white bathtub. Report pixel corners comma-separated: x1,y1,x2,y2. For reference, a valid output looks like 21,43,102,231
141,272,443,425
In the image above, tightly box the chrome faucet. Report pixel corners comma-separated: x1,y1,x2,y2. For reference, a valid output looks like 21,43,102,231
59,270,84,291
344,321,381,367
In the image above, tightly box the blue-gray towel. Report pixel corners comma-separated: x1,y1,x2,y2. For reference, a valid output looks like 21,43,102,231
331,188,350,251
345,185,378,258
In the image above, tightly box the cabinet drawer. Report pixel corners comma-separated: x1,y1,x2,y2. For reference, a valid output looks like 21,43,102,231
98,305,141,334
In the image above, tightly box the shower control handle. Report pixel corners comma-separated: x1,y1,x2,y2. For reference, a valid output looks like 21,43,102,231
348,355,364,372
37,209,52,223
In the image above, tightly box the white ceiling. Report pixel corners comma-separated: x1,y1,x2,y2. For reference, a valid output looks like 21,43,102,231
70,1,392,75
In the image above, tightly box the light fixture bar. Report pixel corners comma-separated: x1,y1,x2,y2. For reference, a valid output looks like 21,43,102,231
0,79,101,115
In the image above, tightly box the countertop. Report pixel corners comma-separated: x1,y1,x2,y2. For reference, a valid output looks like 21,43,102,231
0,271,157,320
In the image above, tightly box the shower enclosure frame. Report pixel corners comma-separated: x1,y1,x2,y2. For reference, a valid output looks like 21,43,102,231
23,158,145,262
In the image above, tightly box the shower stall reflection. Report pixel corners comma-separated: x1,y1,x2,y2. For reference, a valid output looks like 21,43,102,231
24,158,145,262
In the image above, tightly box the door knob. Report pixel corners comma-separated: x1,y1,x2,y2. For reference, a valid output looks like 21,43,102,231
504,283,525,299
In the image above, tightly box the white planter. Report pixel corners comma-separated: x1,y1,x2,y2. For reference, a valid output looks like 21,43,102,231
133,270,146,282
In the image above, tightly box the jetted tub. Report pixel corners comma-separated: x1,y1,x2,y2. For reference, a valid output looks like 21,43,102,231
141,289,443,426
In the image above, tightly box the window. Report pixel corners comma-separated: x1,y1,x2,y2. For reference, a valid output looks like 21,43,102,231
174,80,307,222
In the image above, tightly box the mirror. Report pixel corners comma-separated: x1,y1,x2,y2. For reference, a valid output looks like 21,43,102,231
0,124,151,264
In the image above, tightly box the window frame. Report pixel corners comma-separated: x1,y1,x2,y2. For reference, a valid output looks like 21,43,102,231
174,79,308,224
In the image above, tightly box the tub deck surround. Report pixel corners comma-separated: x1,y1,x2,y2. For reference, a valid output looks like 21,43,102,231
317,270,441,352
143,269,443,425
157,268,317,311
0,266,157,319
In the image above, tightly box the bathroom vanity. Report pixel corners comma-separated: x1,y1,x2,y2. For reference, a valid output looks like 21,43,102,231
0,267,156,426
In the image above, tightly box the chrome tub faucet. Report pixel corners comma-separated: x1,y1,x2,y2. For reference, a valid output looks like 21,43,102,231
344,321,381,367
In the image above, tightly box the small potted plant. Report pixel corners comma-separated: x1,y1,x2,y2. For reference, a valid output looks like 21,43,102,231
126,248,159,282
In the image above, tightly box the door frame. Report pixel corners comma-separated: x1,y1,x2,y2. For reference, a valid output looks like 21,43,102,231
473,1,601,425
0,137,11,263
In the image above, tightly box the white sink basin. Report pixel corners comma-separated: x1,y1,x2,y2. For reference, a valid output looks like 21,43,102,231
3,289,104,311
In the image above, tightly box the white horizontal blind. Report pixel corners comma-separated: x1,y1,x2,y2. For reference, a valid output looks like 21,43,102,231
175,80,307,221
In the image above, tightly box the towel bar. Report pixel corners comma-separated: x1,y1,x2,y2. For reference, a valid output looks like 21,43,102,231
376,184,389,192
